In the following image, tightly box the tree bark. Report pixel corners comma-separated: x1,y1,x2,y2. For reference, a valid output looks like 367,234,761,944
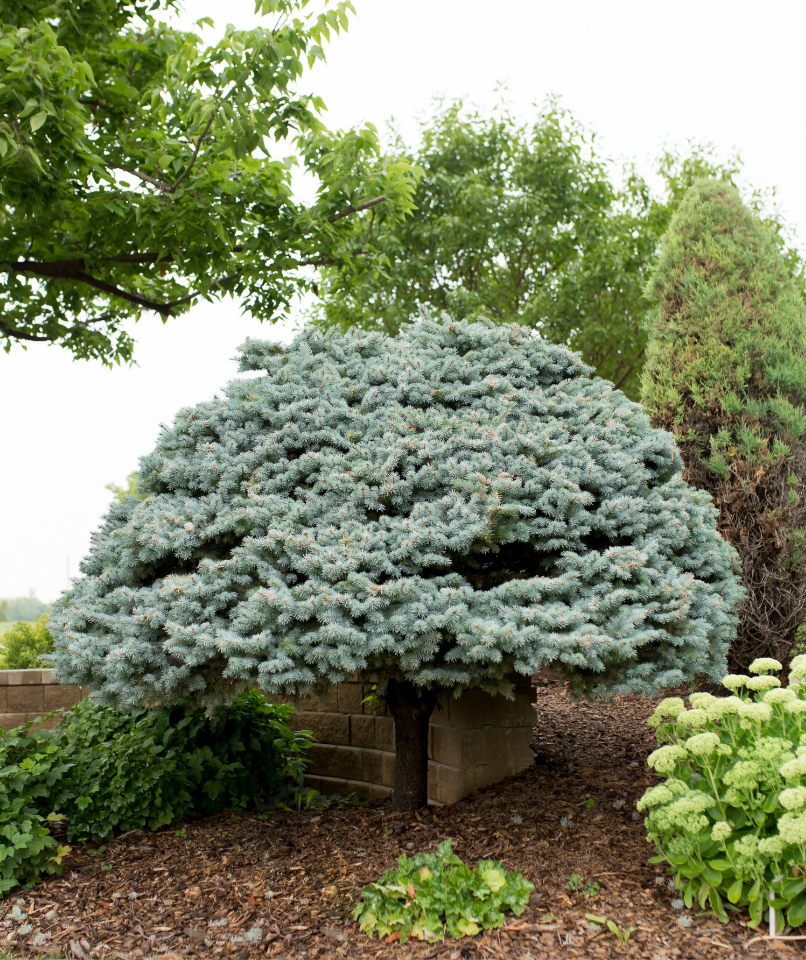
385,679,438,811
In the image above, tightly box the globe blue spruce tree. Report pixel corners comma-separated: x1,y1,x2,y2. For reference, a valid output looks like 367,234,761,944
50,318,743,810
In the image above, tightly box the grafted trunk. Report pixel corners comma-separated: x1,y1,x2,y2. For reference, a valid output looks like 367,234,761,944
386,679,438,811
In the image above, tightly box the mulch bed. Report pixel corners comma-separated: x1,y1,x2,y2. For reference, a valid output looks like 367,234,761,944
3,685,803,960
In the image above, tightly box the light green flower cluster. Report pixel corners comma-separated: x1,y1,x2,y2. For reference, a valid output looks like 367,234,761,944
748,658,783,675
640,658,806,930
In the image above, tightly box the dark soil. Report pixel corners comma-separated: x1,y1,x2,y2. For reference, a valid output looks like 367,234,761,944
2,684,801,959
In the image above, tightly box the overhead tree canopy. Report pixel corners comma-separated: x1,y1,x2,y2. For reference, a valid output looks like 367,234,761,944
642,180,806,668
310,101,803,398
0,0,417,363
50,316,743,808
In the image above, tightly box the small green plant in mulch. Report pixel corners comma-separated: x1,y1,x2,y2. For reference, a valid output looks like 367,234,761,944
567,873,599,898
585,913,635,942
353,839,533,943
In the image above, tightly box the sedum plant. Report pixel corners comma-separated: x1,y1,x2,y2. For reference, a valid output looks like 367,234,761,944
50,317,743,810
353,839,533,942
639,656,806,929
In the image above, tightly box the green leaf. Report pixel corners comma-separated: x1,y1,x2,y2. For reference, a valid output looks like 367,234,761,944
782,879,806,900
29,111,47,132
709,888,728,922
786,896,806,928
726,878,743,904
701,863,721,885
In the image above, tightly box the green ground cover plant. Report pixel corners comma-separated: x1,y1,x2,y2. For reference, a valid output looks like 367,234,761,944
0,615,54,669
353,839,532,943
0,693,312,895
639,656,806,929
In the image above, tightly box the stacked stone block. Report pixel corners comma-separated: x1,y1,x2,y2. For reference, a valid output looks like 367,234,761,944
0,669,84,731
294,674,536,805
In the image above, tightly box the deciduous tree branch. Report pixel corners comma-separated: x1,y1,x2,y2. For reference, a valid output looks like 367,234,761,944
0,194,388,327
170,109,218,192
0,312,112,343
115,167,173,193
329,194,387,222
0,319,49,342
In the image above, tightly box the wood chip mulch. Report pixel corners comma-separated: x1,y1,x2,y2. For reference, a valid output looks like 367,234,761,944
3,684,803,960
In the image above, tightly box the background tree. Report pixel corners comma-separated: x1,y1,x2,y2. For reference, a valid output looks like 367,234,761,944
1,595,50,621
0,0,417,363
50,317,742,810
642,180,806,668
106,471,140,502
311,100,802,398
0,613,54,668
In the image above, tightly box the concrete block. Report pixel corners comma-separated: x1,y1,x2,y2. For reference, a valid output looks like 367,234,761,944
307,744,363,781
296,711,350,746
430,725,464,766
44,685,82,711
5,670,42,686
431,763,470,806
375,716,395,752
361,748,385,785
0,689,6,712
305,775,391,802
40,670,55,685
304,774,354,799
0,672,8,686
350,714,375,749
465,726,534,782
7,686,45,713
426,761,441,802
360,781,392,801
295,686,338,713
442,685,535,728
381,751,396,789
337,683,363,715
0,713,28,731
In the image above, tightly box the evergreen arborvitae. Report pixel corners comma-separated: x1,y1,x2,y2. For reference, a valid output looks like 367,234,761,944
51,317,742,809
643,180,806,668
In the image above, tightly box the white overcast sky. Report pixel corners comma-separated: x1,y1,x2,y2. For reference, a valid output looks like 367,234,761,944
2,0,806,602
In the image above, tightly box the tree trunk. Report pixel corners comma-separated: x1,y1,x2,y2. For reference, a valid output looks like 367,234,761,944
386,679,438,811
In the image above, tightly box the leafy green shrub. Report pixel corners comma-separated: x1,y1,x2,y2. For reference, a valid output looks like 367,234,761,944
353,839,533,942
52,692,313,839
0,615,54,669
0,693,313,894
639,656,806,929
0,724,71,895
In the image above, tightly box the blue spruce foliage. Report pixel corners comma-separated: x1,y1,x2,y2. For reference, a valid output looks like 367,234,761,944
50,318,744,705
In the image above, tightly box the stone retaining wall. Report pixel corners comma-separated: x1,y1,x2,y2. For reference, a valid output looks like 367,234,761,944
0,669,84,730
290,673,536,805
0,670,536,805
